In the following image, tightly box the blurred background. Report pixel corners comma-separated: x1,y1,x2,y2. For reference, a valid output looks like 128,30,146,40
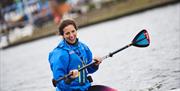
0,0,125,48
0,0,179,48
0,0,180,91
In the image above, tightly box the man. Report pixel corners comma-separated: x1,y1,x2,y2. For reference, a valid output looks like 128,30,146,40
48,19,102,91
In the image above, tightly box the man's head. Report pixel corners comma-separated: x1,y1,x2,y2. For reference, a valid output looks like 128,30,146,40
59,19,78,44
59,19,78,35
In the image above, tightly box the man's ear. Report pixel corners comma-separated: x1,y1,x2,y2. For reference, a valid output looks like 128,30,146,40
60,35,64,39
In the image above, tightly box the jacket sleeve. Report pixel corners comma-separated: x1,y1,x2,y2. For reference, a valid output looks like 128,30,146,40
84,45,99,74
48,50,70,89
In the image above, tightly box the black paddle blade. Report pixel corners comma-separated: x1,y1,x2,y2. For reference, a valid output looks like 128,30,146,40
132,29,150,47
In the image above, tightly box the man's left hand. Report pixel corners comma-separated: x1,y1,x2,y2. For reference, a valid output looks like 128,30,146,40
93,57,102,66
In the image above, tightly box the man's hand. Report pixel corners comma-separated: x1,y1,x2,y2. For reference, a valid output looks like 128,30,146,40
64,69,78,84
69,69,79,79
93,57,102,66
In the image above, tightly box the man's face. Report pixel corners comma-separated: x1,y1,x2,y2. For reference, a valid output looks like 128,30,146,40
63,24,77,44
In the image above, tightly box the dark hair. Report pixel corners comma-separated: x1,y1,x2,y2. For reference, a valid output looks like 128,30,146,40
58,19,78,35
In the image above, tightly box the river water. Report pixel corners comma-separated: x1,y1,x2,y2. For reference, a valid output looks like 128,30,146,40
0,3,180,91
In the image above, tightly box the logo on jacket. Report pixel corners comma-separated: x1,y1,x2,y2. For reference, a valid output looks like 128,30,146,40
69,51,75,54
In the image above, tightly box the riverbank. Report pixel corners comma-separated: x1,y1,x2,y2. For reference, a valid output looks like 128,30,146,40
1,0,179,49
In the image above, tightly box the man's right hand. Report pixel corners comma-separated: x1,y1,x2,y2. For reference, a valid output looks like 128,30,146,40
69,69,79,79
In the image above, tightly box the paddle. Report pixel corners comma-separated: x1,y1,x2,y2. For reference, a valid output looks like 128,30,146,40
52,29,150,87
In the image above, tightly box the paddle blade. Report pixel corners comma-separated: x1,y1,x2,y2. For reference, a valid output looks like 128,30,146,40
132,29,150,47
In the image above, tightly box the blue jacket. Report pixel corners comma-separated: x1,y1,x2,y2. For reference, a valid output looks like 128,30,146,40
48,39,99,91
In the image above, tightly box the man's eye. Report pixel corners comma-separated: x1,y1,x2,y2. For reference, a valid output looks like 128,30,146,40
65,32,70,35
72,30,75,33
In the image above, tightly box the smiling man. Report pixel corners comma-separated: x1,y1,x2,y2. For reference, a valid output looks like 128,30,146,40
48,19,102,91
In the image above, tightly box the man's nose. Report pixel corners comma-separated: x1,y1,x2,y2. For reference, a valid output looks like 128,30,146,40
69,32,74,36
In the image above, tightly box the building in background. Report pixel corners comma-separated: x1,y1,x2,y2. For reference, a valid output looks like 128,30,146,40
0,0,53,47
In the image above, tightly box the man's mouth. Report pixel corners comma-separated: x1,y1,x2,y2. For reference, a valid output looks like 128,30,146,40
69,36,75,41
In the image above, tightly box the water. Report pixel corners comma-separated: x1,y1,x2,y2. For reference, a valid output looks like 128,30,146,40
0,3,180,91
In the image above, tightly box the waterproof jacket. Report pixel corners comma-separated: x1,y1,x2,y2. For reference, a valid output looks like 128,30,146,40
48,39,99,91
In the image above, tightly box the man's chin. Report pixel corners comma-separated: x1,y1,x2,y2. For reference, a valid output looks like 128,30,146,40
68,40,76,44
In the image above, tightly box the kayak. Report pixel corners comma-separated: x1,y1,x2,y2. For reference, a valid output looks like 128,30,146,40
88,85,118,91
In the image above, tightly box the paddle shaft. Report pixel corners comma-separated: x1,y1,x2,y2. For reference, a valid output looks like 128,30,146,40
78,43,133,72
108,43,132,58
